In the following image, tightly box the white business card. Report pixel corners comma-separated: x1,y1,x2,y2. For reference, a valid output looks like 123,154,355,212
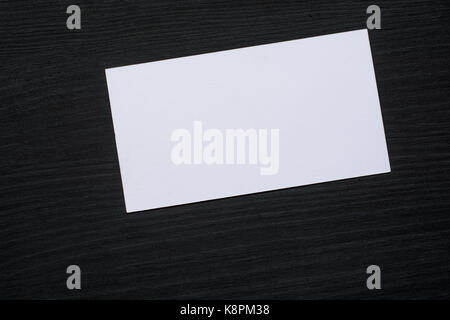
105,29,390,213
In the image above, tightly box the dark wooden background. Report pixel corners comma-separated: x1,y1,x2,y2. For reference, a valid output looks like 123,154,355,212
0,0,449,299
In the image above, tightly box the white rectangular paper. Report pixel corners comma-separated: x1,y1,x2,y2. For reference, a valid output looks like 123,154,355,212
106,29,390,213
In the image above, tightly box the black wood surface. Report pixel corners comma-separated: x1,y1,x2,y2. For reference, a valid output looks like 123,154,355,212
0,0,449,299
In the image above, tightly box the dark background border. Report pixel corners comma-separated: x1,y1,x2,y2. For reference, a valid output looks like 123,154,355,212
0,0,449,299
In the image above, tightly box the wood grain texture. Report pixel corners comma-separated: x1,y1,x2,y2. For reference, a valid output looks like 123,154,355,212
0,0,449,299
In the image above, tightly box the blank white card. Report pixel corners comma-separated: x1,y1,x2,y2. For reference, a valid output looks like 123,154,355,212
105,29,390,213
